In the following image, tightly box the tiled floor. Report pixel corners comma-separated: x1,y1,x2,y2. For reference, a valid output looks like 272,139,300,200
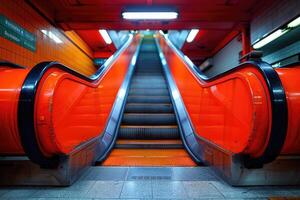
0,166,300,200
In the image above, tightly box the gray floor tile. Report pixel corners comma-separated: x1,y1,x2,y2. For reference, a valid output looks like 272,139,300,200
0,188,39,198
93,199,140,200
127,167,173,181
33,189,89,198
183,181,224,199
86,181,123,198
1,167,300,200
290,186,300,196
81,167,128,181
255,186,300,197
12,198,93,200
120,181,152,198
0,188,9,197
211,181,298,198
32,180,95,198
172,167,220,181
225,198,269,200
211,181,264,198
152,181,188,198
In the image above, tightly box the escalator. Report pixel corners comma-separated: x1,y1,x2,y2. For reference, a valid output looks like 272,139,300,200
102,36,196,166
0,33,300,186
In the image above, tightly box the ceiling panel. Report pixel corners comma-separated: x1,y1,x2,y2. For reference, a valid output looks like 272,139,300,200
30,0,274,61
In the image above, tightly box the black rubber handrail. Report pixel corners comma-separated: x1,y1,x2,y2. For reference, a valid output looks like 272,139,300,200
18,35,134,168
162,34,288,168
0,61,26,69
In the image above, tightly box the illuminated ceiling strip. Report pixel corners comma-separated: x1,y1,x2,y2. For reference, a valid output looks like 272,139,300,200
41,30,63,44
288,16,300,28
99,29,112,44
253,29,288,49
186,29,199,43
122,12,178,20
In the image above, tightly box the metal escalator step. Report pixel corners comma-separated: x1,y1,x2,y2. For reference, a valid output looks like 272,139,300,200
127,96,171,103
133,76,164,80
133,74,164,77
132,75,162,78
130,83,167,89
132,76,165,80
118,125,179,139
129,89,169,96
135,69,163,73
125,103,173,113
115,139,183,149
122,113,176,125
131,80,166,85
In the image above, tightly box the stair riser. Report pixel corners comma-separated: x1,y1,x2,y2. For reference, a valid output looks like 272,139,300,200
125,105,173,113
129,90,169,96
130,85,167,89
119,127,179,138
131,80,166,84
115,144,183,149
127,97,171,103
122,115,176,125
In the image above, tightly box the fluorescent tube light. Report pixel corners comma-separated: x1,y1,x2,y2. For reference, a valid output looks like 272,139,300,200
253,29,288,49
186,29,199,43
41,30,63,44
288,16,300,28
99,29,112,44
122,12,178,20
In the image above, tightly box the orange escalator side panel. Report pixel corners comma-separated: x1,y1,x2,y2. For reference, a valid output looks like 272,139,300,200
34,38,139,156
0,68,29,154
276,67,300,154
159,36,272,158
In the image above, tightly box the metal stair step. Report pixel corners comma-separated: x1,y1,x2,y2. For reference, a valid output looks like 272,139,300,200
129,89,169,96
122,113,176,125
125,103,173,113
127,96,171,103
115,139,183,149
118,125,179,139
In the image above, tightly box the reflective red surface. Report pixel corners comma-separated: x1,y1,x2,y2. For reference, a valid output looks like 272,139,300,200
0,36,139,156
0,68,28,154
158,35,300,157
275,67,300,154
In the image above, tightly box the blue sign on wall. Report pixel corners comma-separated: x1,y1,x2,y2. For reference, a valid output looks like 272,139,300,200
0,15,36,52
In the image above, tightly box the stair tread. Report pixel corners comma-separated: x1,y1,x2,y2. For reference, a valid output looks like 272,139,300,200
127,95,170,97
126,103,172,106
123,113,175,115
116,139,182,145
102,149,196,166
120,125,177,128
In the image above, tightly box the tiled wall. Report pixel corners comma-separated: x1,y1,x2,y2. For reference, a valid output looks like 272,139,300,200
0,0,96,76
204,36,242,77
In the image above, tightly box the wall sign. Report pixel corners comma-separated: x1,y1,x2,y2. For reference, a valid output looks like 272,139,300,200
0,14,36,52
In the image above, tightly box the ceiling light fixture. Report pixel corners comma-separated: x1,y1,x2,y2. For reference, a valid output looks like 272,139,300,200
122,12,178,20
287,16,300,28
253,29,288,49
186,29,199,43
41,30,63,44
99,29,112,44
